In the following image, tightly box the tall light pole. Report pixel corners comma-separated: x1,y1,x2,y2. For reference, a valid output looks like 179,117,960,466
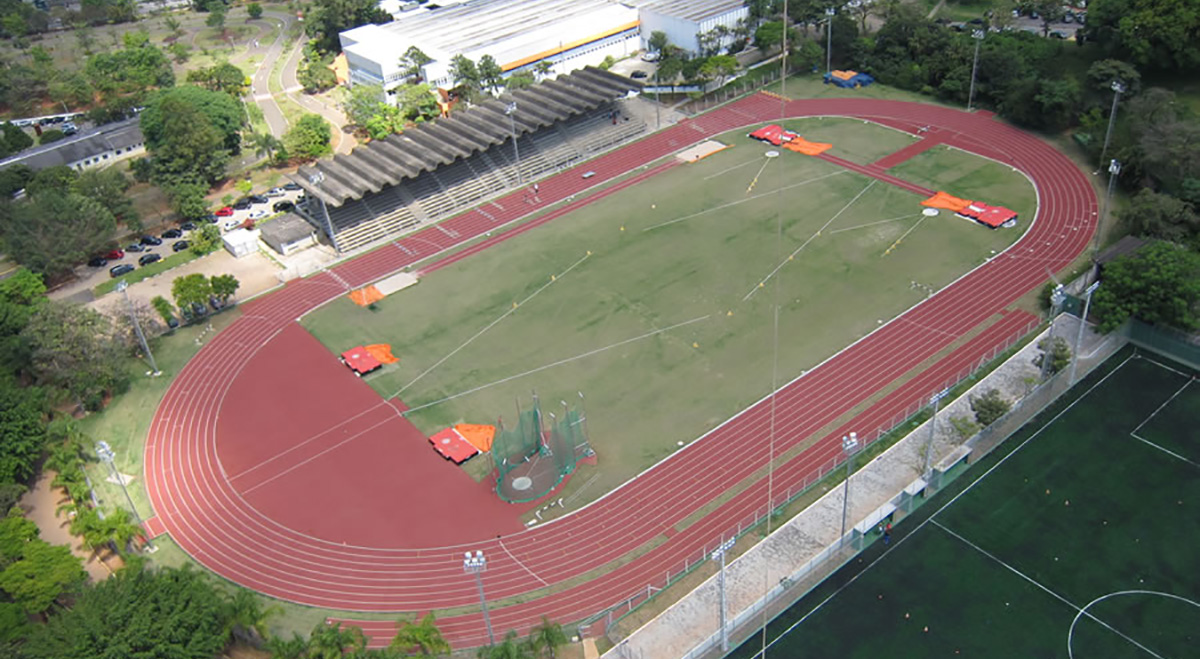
967,29,985,112
839,432,859,546
825,8,836,75
504,102,523,185
1094,159,1121,257
710,537,736,652
117,280,160,376
1069,282,1100,385
463,550,495,646
1041,284,1066,382
96,440,153,551
922,389,950,477
1096,80,1125,174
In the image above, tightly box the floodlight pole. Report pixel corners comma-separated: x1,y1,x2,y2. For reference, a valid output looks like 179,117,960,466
839,432,859,546
1069,282,1100,385
825,8,836,75
96,440,153,551
117,280,160,376
1042,285,1066,382
922,389,949,477
967,30,985,112
1096,80,1125,174
710,537,736,652
1094,159,1121,258
463,550,495,646
505,102,523,185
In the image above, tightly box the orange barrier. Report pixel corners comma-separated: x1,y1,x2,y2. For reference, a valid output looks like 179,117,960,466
782,137,833,156
349,285,385,306
364,344,398,364
921,191,972,212
454,424,496,452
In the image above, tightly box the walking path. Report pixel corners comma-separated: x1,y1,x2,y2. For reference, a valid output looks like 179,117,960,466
19,471,120,582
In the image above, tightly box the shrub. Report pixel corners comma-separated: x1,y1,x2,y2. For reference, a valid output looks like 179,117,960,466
970,389,1010,427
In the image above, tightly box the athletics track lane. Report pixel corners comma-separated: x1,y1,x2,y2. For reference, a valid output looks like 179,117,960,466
144,93,1095,647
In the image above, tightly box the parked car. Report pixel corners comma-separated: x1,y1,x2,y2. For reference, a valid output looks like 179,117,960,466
209,295,225,311
138,253,162,266
248,194,269,205
62,122,78,136
161,228,182,239
641,51,659,62
109,264,135,278
104,248,125,260
172,240,190,252
180,221,197,231
249,209,269,221
87,256,108,268
222,218,242,231
215,206,235,217
125,243,145,253
266,187,286,197
630,70,648,79
272,201,295,213
204,214,219,224
282,182,301,191
140,235,163,246
232,199,252,210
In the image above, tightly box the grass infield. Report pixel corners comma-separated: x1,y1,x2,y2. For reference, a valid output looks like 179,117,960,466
301,120,1034,507
729,347,1200,658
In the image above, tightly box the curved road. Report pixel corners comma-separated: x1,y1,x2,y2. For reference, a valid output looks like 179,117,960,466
144,94,1095,648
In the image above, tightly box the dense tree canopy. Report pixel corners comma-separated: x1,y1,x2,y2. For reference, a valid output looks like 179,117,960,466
141,84,245,154
0,192,117,280
1093,241,1200,332
22,301,127,409
1083,0,1200,71
306,0,391,53
0,377,46,485
283,114,333,161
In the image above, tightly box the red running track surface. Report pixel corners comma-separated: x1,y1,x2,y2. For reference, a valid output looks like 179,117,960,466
144,93,1095,648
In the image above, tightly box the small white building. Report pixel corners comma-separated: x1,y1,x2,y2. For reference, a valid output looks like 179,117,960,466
259,214,318,256
0,117,145,173
633,0,748,56
341,0,640,103
222,229,259,259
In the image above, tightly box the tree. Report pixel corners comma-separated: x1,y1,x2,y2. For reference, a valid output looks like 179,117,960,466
699,55,739,88
298,59,339,93
1031,0,1065,37
648,30,669,54
0,540,86,616
168,41,191,64
534,61,554,80
477,55,503,95
224,587,276,644
399,46,432,82
0,267,45,374
449,54,481,99
477,630,533,659
173,273,213,311
236,179,253,197
22,301,127,409
248,2,263,19
206,5,227,33
0,192,118,281
390,613,451,657
1120,189,1199,242
504,71,536,91
0,509,39,566
142,84,245,154
283,113,333,161
1083,0,1200,70
25,564,232,659
754,21,787,51
970,388,1010,426
1093,240,1200,332
210,274,241,303
0,164,34,197
307,621,367,658
190,224,223,256
151,295,177,325
73,167,140,231
146,99,231,189
527,617,566,658
0,377,47,485
164,14,182,37
187,62,248,97
306,0,392,53
1034,336,1072,375
248,131,285,161
343,83,386,127
0,122,33,158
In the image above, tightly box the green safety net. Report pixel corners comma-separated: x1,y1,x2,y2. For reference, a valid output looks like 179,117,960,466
494,399,585,503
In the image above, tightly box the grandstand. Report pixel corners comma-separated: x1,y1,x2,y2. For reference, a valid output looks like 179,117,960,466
288,67,646,253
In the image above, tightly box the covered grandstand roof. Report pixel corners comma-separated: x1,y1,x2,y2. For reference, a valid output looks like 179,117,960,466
290,66,641,207
631,0,746,22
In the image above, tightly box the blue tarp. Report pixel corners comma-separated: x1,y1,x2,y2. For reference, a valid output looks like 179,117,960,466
823,72,875,88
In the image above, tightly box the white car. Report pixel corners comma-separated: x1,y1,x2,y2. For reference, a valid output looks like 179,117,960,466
249,209,269,220
222,218,242,231
641,51,659,62
266,187,286,197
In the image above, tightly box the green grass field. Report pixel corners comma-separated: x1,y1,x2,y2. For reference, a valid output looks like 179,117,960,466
301,120,1034,506
730,347,1200,658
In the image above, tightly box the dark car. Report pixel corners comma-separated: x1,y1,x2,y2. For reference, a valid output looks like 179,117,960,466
162,228,183,239
104,248,125,260
172,240,190,252
232,199,252,210
204,214,219,224
109,264,135,278
140,235,163,246
88,256,108,268
180,221,197,231
138,253,162,266
282,182,301,191
272,200,295,213
126,243,145,253
248,194,269,205
630,70,649,79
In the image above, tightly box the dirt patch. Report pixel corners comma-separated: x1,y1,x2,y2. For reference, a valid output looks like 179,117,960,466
89,249,283,316
18,471,121,582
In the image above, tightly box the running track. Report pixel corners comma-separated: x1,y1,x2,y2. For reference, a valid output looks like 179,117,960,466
144,94,1095,649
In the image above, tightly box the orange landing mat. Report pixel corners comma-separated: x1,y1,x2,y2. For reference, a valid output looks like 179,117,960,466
454,424,495,452
921,191,972,212
782,137,833,156
349,285,384,306
364,344,398,364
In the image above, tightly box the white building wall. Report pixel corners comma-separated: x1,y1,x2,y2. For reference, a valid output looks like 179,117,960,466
639,10,699,55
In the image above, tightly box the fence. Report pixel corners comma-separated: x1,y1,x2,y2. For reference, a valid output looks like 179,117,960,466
677,68,784,116
1126,319,1200,371
588,315,1042,648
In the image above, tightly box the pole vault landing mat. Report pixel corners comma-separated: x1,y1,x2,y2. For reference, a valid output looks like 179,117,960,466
675,140,730,163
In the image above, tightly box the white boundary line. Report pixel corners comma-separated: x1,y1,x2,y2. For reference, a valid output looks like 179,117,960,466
1128,374,1198,468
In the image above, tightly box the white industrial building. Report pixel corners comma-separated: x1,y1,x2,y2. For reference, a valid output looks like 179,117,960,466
341,0,641,101
340,0,748,105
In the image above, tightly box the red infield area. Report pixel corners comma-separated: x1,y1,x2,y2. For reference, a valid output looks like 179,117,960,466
144,93,1096,648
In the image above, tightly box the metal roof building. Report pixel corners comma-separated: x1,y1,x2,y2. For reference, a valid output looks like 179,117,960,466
0,118,145,173
630,0,748,55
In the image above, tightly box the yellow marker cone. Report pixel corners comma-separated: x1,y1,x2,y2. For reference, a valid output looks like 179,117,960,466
587,250,592,256
620,226,625,232
513,302,518,308
692,342,699,348
759,282,765,288
788,255,794,261
551,274,556,281
726,310,733,316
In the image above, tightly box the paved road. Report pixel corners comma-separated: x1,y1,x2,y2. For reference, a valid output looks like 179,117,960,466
280,35,358,154
247,11,296,141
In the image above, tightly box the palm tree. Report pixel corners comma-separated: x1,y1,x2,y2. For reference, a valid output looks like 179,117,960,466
527,617,567,658
307,621,367,659
247,131,283,162
225,587,279,644
100,506,145,555
534,61,554,81
267,632,308,659
477,630,534,659
390,613,451,657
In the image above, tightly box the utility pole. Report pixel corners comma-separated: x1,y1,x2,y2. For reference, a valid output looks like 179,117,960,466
1096,80,1125,174
839,432,859,546
1042,284,1066,381
96,441,154,551
825,8,836,75
1069,282,1100,385
967,30,985,112
1094,159,1121,257
922,389,949,477
463,550,495,646
117,280,160,376
505,102,522,185
710,537,736,652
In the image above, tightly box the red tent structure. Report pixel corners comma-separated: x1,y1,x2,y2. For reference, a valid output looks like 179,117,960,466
748,124,800,146
340,347,382,376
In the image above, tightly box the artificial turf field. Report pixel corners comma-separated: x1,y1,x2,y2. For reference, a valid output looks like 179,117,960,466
729,346,1200,659
302,117,1034,501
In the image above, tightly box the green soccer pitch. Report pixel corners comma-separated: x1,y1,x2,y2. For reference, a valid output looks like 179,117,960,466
301,118,1034,503
730,346,1200,659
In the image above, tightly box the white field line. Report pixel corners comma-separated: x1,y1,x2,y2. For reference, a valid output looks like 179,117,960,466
642,170,846,233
